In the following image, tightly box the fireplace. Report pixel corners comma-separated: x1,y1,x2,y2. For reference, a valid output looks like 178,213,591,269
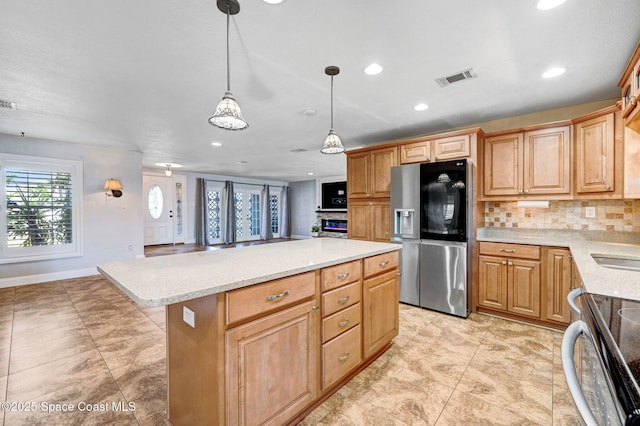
321,219,347,233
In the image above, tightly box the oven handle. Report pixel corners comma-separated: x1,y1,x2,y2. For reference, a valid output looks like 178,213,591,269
567,287,583,317
561,320,599,426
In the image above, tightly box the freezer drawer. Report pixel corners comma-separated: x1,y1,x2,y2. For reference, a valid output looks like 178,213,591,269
419,240,469,317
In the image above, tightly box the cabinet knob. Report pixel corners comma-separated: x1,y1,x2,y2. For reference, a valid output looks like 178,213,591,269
524,189,529,193
508,261,513,266
518,190,523,194
604,185,611,190
312,305,320,311
502,260,507,265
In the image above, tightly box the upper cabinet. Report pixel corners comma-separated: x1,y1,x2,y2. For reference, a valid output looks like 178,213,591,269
572,105,623,198
618,41,640,133
346,147,397,198
483,125,571,198
399,130,477,164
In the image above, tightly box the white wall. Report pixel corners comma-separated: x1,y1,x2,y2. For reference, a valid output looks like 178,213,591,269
290,180,316,239
0,133,144,286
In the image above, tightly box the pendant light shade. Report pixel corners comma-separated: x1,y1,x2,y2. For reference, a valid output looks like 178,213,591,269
321,66,345,154
209,0,249,131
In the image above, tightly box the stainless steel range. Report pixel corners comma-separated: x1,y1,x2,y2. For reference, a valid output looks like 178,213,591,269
563,289,640,425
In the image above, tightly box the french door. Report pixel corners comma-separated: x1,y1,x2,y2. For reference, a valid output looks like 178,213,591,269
233,187,261,241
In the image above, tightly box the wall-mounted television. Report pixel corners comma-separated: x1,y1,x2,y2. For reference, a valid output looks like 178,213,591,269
321,181,347,210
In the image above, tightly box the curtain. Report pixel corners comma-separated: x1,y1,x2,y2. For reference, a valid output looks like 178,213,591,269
260,185,273,240
221,180,236,244
280,186,291,238
195,178,208,245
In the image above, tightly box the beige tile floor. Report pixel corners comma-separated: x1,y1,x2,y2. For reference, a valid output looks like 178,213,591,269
0,275,580,425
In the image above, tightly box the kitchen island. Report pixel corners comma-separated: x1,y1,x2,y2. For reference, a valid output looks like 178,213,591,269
98,238,400,426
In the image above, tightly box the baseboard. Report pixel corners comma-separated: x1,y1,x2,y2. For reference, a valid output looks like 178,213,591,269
291,234,312,240
0,267,99,288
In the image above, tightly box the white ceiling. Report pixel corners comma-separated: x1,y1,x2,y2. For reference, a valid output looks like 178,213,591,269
1,0,639,182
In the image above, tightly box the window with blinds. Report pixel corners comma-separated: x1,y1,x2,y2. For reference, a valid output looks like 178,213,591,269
1,155,83,263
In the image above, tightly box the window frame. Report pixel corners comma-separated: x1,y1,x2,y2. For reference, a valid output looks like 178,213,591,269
1,154,84,263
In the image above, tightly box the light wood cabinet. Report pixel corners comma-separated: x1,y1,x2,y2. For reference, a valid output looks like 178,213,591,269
346,147,397,198
399,133,471,164
478,242,541,319
544,248,572,325
574,112,615,194
363,268,399,359
483,125,571,197
618,41,640,133
226,302,319,426
347,199,390,242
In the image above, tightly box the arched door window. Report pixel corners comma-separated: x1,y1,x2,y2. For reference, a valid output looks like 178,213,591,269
148,184,164,219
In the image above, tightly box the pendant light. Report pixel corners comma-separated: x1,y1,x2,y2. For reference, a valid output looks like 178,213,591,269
208,0,249,131
320,66,345,154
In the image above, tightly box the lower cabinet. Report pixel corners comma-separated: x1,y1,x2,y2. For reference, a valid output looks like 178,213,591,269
167,251,400,426
543,247,572,325
363,269,399,358
477,242,573,327
226,302,319,426
478,242,541,319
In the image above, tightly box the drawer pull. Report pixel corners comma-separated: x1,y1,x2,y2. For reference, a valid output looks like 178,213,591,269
379,260,390,267
338,318,350,327
338,272,350,280
338,352,350,362
266,290,290,301
500,249,516,253
337,296,350,304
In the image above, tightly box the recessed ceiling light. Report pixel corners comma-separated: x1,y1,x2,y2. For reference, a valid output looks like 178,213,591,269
308,172,314,176
263,0,283,4
536,0,567,10
236,161,247,165
211,142,222,147
542,67,566,78
413,103,429,111
363,63,383,76
303,109,317,116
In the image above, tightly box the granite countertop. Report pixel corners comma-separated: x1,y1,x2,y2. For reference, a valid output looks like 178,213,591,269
98,238,400,307
477,228,640,302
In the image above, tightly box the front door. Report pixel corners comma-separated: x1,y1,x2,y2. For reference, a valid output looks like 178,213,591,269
144,174,174,245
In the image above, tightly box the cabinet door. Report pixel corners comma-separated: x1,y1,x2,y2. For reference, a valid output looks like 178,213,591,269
508,259,541,318
370,147,397,198
346,151,371,198
371,200,390,242
363,270,399,359
400,140,431,164
226,302,318,426
575,113,615,193
523,126,571,195
347,201,370,240
433,134,470,161
545,248,571,324
478,255,508,311
483,133,522,196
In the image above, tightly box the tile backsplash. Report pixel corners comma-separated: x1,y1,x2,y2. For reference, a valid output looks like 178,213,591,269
484,200,640,232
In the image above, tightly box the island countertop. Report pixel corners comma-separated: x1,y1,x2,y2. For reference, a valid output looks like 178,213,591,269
98,238,400,307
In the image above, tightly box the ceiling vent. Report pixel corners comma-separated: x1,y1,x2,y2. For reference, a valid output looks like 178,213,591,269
435,69,477,87
0,100,17,110
290,148,307,153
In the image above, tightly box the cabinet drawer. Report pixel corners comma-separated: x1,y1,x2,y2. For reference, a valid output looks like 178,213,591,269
322,281,361,317
364,251,399,278
226,271,316,325
322,260,362,292
479,242,540,260
322,325,362,390
322,303,361,343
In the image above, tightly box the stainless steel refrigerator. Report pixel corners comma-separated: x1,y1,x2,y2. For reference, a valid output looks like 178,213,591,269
390,160,472,318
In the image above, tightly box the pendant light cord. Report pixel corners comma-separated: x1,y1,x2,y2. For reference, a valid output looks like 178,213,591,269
330,75,334,130
226,5,231,92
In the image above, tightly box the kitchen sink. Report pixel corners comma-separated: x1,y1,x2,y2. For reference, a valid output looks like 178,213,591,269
591,254,640,272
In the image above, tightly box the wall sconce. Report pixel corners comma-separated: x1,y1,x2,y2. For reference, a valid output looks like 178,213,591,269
104,179,123,198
